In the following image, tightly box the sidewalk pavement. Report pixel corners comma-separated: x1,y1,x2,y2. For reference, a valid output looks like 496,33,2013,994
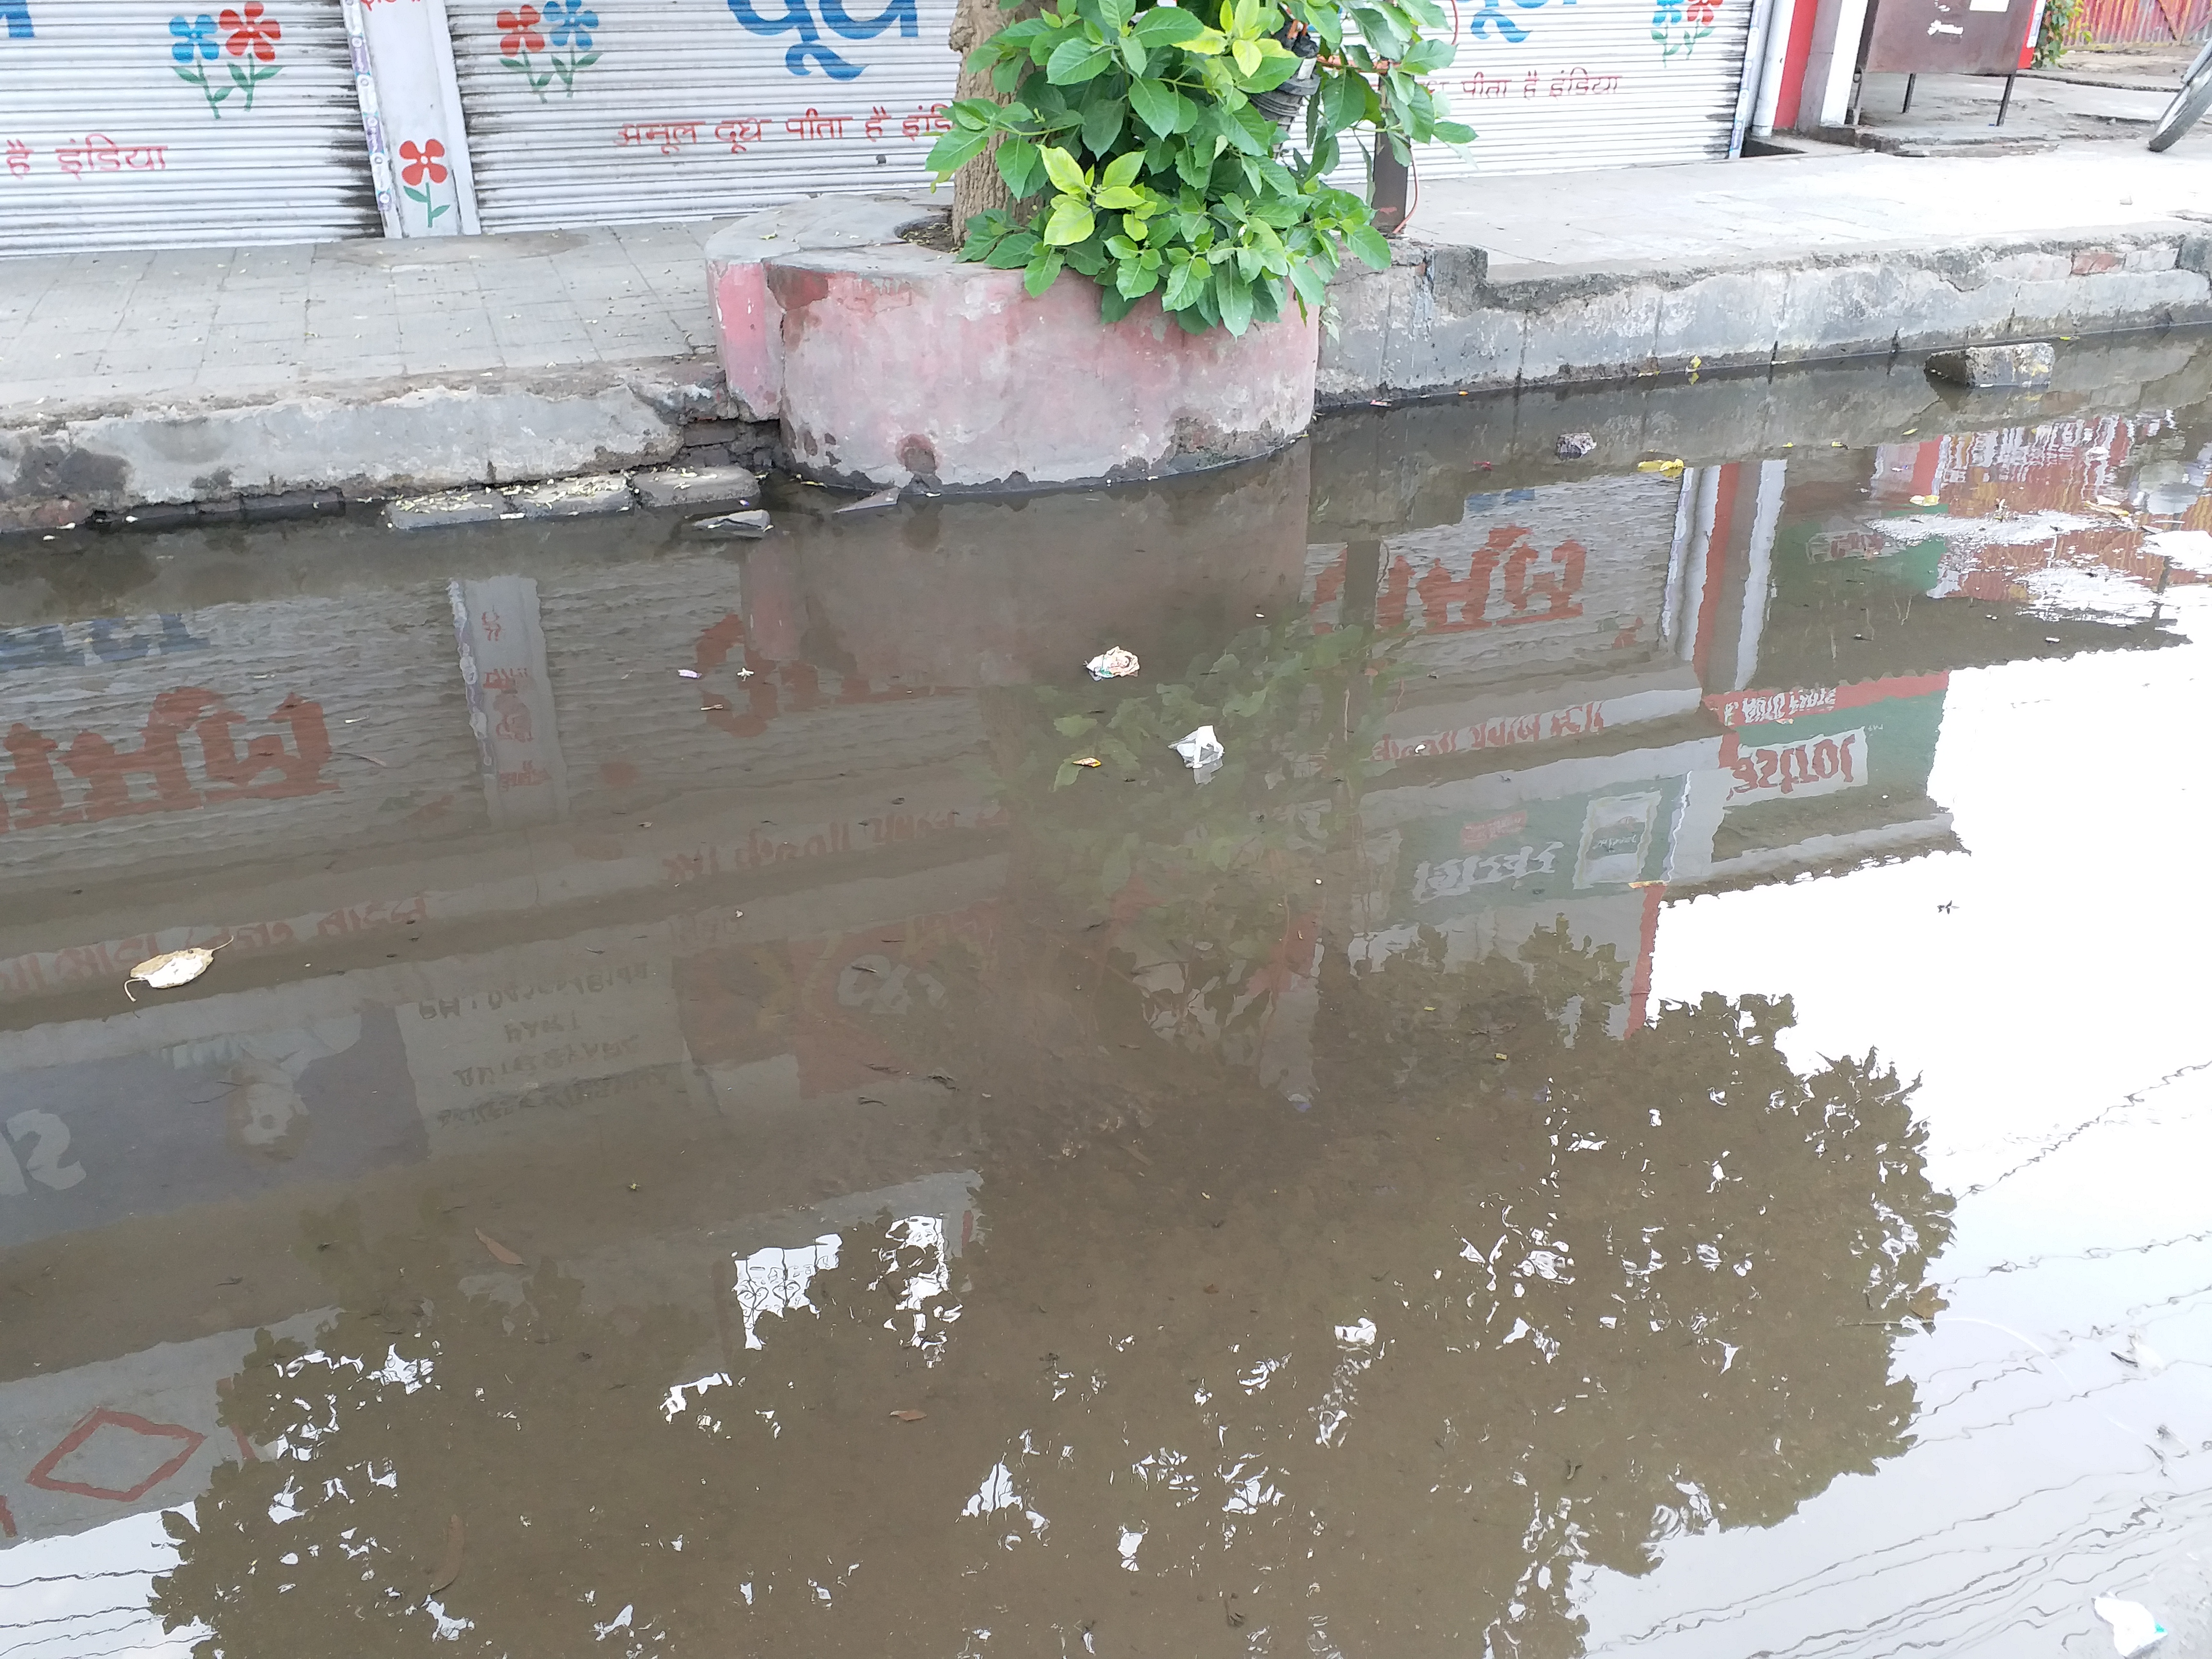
5,134,2212,522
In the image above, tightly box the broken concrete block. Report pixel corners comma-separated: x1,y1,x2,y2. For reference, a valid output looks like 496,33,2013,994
1555,432,1597,459
687,509,771,538
1925,342,2054,389
386,487,510,531
512,473,634,518
632,463,760,509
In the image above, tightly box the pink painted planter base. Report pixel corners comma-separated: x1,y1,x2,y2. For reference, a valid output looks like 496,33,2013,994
707,202,1317,492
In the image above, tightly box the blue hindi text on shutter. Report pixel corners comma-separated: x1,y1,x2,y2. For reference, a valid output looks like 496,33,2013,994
725,0,919,81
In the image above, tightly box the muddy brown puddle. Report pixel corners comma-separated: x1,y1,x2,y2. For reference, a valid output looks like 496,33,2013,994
1,339,2210,1658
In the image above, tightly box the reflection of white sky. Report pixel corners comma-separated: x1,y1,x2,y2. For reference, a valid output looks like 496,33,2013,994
1581,589,2212,1656
0,1507,203,1658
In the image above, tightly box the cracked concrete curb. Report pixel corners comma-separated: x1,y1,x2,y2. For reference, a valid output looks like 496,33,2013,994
0,356,759,534
1319,222,2212,404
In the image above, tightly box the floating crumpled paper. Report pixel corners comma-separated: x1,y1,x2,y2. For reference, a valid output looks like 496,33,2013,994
2094,1597,2167,1658
1170,724,1225,782
1086,646,1140,680
124,939,232,1002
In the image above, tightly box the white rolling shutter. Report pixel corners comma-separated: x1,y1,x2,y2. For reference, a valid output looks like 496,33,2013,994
446,0,959,233
0,1,379,255
1411,0,1754,178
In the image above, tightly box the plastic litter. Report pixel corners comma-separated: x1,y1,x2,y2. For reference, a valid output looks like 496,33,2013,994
1086,647,1140,680
689,509,770,538
1555,432,1596,459
2093,1597,2166,1657
124,939,231,1002
835,486,901,514
1636,458,1686,477
1910,494,1943,506
1170,724,1225,782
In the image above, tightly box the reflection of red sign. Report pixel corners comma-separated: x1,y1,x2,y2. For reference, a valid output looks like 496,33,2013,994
1,689,335,835
1707,672,1948,730
692,613,945,740
1460,811,1527,852
1376,526,1586,634
1726,729,1864,803
27,1408,204,1503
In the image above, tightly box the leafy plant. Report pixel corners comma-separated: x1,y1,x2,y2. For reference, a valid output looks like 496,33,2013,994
2033,0,2081,67
926,0,1471,334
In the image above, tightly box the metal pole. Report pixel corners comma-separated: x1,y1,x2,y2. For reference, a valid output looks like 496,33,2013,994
1996,70,2018,123
1902,71,1916,111
1371,142,1410,235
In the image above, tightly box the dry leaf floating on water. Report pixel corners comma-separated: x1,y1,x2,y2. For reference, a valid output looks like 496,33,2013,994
123,938,234,1002
428,1515,465,1594
476,1230,525,1267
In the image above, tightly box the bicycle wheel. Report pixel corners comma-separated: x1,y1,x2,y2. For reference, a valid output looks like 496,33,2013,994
2150,66,2212,150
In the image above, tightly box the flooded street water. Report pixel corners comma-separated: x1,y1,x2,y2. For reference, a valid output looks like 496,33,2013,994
2,338,2210,1659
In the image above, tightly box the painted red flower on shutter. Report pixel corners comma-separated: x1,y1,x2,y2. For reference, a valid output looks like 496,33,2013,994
497,5,545,55
399,139,449,187
219,3,280,61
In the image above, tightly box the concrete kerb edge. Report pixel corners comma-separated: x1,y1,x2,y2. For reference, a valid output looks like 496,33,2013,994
1319,220,2212,405
0,356,772,535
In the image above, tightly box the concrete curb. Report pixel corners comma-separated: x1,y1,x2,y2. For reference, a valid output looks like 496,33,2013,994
0,357,764,534
1319,223,2212,404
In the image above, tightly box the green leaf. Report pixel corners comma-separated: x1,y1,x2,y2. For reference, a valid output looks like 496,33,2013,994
1230,36,1262,73
1100,0,1134,28
996,135,1046,196
1162,254,1208,309
1094,184,1146,209
948,96,1002,130
1099,284,1142,322
1116,258,1161,298
1101,149,1144,189
1178,24,1227,52
1286,256,1328,310
1132,5,1206,42
1025,249,1066,295
1040,144,1090,195
1318,67,1369,133
1346,224,1390,270
1238,48,1300,91
1398,36,1454,71
1046,36,1115,82
985,228,1042,267
1118,31,1146,74
1215,266,1254,334
1043,196,1097,245
1432,119,1475,144
926,127,993,176
1128,76,1181,137
1081,93,1125,154
1348,4,1409,54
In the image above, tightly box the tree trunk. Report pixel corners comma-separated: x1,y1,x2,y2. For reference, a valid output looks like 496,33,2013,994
949,0,1038,228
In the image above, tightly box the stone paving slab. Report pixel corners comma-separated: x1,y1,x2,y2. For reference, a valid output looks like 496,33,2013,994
0,219,730,420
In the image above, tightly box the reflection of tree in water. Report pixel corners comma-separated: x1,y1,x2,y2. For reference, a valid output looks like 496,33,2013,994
153,616,1949,1657
155,928,1946,1659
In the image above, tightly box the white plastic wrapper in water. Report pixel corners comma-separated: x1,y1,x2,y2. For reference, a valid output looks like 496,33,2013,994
2093,1597,2167,1658
1086,646,1140,680
1170,724,1225,782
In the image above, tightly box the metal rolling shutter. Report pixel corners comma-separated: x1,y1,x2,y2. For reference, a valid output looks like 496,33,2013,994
1409,0,1755,178
447,0,959,233
0,1,378,255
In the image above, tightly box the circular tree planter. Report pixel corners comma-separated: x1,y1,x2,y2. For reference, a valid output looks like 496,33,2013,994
707,196,1317,494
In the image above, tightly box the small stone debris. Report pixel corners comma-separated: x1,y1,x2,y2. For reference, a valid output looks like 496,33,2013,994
512,473,634,518
689,508,771,538
1555,432,1597,459
386,487,510,531
1925,341,2054,389
632,463,760,509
